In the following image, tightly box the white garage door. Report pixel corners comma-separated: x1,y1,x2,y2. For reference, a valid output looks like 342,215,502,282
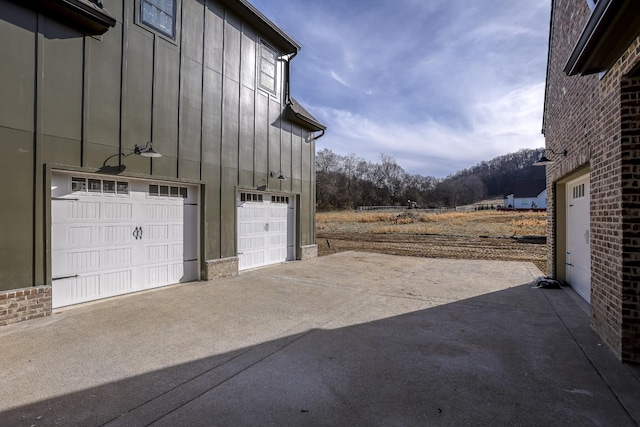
566,174,590,302
237,192,294,271
51,172,199,308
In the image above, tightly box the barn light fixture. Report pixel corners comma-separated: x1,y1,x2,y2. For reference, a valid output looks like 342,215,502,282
134,141,162,158
270,171,287,180
533,148,567,166
100,142,162,173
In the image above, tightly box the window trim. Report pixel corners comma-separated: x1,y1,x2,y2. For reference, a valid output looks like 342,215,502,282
135,0,180,44
258,40,279,97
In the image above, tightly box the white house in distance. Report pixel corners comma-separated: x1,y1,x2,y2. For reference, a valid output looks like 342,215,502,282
503,180,547,210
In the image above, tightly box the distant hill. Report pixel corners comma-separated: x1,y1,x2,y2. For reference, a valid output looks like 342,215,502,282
315,148,545,210
440,148,546,199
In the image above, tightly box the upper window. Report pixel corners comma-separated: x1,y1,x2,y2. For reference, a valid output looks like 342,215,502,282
259,42,278,94
140,0,176,39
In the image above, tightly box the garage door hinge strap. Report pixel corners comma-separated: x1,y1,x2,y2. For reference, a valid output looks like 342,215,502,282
52,275,79,281
184,258,197,262
52,197,79,201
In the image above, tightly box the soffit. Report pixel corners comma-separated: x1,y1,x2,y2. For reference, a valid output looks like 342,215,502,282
564,0,640,76
14,0,116,34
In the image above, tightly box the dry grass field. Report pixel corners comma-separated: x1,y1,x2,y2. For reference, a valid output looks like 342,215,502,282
316,210,548,273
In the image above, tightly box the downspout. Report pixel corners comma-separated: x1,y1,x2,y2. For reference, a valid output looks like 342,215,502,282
284,50,298,106
284,50,325,141
311,128,325,140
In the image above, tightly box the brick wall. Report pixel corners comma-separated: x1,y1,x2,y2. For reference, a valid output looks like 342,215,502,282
0,286,51,326
620,76,640,362
544,0,640,362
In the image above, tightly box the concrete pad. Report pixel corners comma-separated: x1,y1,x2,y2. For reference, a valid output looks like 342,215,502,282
0,252,638,426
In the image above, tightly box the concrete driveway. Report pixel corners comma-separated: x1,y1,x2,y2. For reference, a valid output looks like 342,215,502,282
1,252,639,426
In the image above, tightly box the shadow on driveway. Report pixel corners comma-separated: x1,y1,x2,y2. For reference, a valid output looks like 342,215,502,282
1,253,639,426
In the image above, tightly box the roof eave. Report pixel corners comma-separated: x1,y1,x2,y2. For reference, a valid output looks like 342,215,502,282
15,0,117,34
286,106,326,132
220,0,301,53
564,0,640,76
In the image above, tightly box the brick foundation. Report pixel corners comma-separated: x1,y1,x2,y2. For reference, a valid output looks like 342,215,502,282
0,286,51,326
204,257,239,280
299,244,318,260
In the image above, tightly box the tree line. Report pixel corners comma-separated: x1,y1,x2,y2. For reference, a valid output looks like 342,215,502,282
315,148,545,211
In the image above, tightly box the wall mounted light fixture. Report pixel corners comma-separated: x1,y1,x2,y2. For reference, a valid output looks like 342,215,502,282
100,142,162,173
270,171,287,180
533,148,567,166
133,141,162,158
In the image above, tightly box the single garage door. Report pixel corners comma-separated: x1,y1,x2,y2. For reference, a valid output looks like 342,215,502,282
51,172,199,308
237,192,294,271
566,174,590,302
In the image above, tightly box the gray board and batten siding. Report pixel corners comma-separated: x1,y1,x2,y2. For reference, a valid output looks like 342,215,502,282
0,0,324,304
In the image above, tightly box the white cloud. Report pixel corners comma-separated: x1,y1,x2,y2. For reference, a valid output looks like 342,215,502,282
250,0,550,177
329,70,349,87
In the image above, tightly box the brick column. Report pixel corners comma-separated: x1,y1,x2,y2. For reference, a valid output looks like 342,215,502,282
620,77,640,363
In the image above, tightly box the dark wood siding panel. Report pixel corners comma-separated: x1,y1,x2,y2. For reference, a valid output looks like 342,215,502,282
182,0,204,62
220,166,236,257
122,25,154,174
179,56,203,163
300,133,313,245
0,2,36,133
267,97,280,185
240,25,256,89
204,2,223,74
299,179,312,245
254,91,269,174
223,11,241,83
221,77,239,169
41,18,83,142
202,68,222,165
280,120,292,191
85,23,122,152
152,40,180,169
102,0,123,24
291,125,303,182
0,128,34,291
179,159,201,180
42,134,81,166
202,163,221,259
238,84,255,184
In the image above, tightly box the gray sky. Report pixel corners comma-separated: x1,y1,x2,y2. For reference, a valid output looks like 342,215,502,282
251,0,551,177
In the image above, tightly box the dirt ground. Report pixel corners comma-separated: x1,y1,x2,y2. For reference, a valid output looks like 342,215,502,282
316,210,548,274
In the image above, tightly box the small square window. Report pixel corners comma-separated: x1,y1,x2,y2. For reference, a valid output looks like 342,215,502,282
160,185,169,196
149,184,159,196
140,0,176,39
71,177,86,192
103,180,116,193
88,179,102,192
170,186,179,197
117,182,129,194
180,187,188,199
